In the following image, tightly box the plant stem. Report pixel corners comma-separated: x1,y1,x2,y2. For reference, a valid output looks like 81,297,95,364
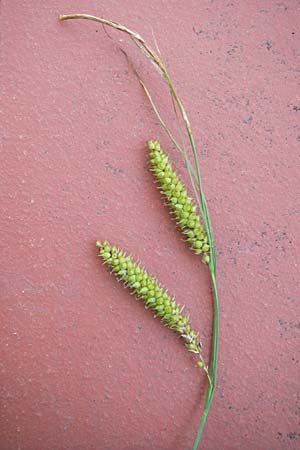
192,270,219,449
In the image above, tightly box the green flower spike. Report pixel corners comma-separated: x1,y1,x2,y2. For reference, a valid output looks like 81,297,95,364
96,240,209,374
147,140,210,264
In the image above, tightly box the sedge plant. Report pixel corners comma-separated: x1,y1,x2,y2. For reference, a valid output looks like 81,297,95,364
59,13,219,450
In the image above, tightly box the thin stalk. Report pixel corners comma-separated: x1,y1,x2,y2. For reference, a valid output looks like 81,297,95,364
192,271,218,449
131,70,201,208
119,48,203,227
59,13,219,449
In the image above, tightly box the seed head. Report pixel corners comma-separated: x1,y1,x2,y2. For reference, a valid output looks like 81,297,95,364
96,240,207,369
147,140,210,264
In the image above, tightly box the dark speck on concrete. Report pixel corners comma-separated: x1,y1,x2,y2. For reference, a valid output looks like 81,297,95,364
242,115,253,124
227,44,239,55
265,40,273,50
104,162,124,175
192,26,203,35
276,2,288,10
276,431,300,443
278,319,300,336
286,432,300,439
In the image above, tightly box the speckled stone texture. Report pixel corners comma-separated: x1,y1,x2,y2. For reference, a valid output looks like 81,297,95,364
1,1,299,450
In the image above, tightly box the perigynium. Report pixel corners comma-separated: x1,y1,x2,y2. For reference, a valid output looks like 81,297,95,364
96,240,208,372
148,140,210,263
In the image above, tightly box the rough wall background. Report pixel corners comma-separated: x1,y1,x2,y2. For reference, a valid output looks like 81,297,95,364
1,1,299,449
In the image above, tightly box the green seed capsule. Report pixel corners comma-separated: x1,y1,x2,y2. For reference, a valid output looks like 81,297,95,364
118,269,127,276
101,252,111,260
194,240,203,249
155,304,165,311
147,140,210,262
97,240,206,368
195,360,204,368
202,243,210,253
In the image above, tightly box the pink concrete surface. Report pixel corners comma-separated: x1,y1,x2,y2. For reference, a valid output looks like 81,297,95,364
1,1,300,450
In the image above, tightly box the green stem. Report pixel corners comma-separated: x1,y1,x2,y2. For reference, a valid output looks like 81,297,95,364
192,388,213,450
192,270,219,450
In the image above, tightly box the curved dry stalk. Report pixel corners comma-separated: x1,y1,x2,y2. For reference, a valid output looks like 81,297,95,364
59,14,214,253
